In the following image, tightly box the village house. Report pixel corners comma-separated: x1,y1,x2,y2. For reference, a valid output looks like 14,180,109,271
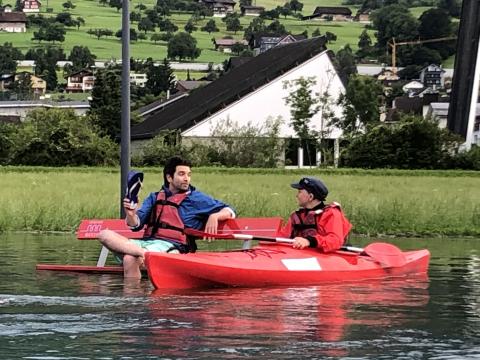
64,69,95,93
213,38,248,53
419,64,446,89
354,9,371,23
0,11,26,32
130,72,147,87
303,6,352,21
0,72,46,96
131,37,347,167
240,5,264,16
199,0,235,16
249,33,307,55
402,80,425,96
175,80,211,93
0,100,90,122
21,0,41,13
0,4,13,12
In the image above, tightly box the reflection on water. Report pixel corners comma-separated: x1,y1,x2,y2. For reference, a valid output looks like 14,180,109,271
1,233,480,359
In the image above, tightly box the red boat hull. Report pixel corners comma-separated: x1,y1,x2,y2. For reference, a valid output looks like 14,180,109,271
145,243,430,289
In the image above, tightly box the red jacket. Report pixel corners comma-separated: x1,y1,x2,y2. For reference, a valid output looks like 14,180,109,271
278,203,352,253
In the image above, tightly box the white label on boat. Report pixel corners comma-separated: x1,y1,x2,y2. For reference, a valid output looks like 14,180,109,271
281,258,322,271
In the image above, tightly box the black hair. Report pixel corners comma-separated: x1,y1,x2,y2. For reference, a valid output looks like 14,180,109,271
163,156,192,186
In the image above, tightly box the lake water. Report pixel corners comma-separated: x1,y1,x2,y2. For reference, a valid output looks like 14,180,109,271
1,233,480,359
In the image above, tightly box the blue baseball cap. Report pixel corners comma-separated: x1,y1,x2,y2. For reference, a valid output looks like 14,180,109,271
291,177,328,200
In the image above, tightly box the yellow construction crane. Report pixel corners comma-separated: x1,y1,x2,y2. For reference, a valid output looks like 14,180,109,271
388,36,457,76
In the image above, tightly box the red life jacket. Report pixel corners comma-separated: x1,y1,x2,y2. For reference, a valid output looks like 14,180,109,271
143,190,189,244
290,202,351,242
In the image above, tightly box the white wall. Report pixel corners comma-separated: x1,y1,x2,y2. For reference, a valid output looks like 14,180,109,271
182,50,345,139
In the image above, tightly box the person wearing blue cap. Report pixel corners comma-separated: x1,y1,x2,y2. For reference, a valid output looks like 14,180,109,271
278,177,352,252
98,156,236,278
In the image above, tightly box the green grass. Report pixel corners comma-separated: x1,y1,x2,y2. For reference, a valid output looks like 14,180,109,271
0,0,372,62
1,166,479,237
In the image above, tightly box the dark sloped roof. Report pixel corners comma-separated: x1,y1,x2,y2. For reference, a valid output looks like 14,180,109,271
0,11,27,22
131,36,328,140
313,6,352,15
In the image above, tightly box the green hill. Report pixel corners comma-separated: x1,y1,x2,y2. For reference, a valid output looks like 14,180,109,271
0,0,429,63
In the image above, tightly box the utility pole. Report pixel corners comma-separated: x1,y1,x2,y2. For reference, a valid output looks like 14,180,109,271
120,0,130,217
447,0,480,150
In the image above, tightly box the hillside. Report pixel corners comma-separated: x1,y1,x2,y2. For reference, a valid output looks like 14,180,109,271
0,0,431,63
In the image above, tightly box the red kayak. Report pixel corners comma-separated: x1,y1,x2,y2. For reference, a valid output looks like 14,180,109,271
145,243,430,289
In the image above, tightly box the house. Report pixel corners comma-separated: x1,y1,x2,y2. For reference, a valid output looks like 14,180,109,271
199,0,235,17
354,9,371,23
130,72,147,87
1,4,13,12
303,6,352,21
21,0,41,13
0,100,90,121
0,11,26,32
419,64,446,89
176,80,211,93
131,37,347,167
402,80,425,96
249,33,307,55
240,5,264,16
377,68,400,84
0,72,46,96
213,38,248,53
65,69,95,93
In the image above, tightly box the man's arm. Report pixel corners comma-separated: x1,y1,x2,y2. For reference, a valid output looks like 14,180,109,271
204,206,235,234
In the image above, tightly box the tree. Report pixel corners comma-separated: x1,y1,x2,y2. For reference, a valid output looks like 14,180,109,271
167,32,201,60
25,47,65,90
283,77,320,162
266,20,286,35
75,16,85,29
223,13,242,34
312,28,321,37
0,42,23,74
279,3,291,18
130,11,141,23
146,58,175,96
88,67,122,140
109,0,122,11
371,5,419,50
138,17,155,33
151,32,164,43
68,46,96,73
418,8,456,59
201,19,219,34
11,72,33,100
9,108,118,166
244,17,266,39
325,31,337,43
115,28,138,41
231,42,246,55
289,0,303,13
335,45,357,84
336,75,383,137
356,29,372,59
32,22,66,43
158,18,178,33
62,0,75,10
55,12,76,26
87,28,113,40
438,0,461,17
184,20,197,33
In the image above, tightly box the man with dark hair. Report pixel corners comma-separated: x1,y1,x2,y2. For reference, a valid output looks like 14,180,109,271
278,177,352,252
99,156,235,278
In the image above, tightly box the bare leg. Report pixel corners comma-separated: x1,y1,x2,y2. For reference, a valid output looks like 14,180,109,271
98,229,146,278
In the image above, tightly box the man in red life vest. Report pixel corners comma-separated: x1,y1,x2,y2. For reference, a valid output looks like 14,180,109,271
98,156,235,278
278,177,352,252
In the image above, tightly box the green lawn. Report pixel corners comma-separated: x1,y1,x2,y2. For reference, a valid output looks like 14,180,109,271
1,0,371,62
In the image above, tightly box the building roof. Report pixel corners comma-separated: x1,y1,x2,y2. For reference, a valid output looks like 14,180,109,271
201,0,236,4
214,38,248,46
176,80,211,91
421,64,446,73
136,92,187,118
240,5,265,10
313,6,352,15
0,11,27,22
131,36,328,140
225,56,253,71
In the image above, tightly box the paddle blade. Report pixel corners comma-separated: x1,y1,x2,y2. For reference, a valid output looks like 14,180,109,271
363,242,407,268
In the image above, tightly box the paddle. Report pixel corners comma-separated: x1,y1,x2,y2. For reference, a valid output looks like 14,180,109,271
184,229,407,268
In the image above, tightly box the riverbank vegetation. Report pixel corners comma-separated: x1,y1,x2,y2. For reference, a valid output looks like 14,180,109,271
2,166,479,237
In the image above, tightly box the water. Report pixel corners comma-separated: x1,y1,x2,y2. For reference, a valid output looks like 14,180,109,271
1,233,480,359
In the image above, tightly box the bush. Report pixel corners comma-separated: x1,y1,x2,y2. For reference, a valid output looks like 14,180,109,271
8,109,118,166
341,114,464,169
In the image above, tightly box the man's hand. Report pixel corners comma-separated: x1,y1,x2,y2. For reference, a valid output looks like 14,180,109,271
204,213,220,241
292,237,310,249
123,197,139,227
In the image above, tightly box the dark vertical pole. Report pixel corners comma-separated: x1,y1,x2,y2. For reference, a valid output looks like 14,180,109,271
120,0,130,218
447,0,480,143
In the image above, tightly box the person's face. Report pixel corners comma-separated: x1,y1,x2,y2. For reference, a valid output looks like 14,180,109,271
167,165,191,192
296,188,314,207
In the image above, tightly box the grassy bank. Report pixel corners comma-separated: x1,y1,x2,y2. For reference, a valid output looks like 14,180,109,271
1,166,479,236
